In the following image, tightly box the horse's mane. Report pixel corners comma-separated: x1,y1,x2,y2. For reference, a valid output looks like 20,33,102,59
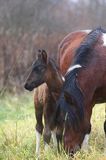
58,27,105,130
73,27,103,67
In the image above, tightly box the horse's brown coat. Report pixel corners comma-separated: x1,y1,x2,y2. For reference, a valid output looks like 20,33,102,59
58,31,88,75
57,28,106,153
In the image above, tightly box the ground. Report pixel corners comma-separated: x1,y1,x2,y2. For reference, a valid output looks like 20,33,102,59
0,92,106,160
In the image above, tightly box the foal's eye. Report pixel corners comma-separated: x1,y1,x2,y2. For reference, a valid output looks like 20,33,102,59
34,66,45,72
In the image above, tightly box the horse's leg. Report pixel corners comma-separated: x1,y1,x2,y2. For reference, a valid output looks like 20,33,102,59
81,134,90,151
35,103,43,156
104,104,106,154
51,129,58,147
56,127,63,153
81,123,91,151
104,118,106,153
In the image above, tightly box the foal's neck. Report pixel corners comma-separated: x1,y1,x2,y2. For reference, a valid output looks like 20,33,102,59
46,61,63,94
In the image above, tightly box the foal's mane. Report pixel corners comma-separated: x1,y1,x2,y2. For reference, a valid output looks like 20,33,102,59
49,58,60,73
59,27,105,130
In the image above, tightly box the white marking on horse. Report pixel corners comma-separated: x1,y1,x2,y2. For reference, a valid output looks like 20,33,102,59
35,129,41,156
81,134,89,151
51,130,58,147
66,64,82,75
63,112,68,136
102,33,106,46
81,30,91,34
62,76,65,81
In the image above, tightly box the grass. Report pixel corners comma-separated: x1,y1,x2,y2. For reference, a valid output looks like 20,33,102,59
0,92,106,160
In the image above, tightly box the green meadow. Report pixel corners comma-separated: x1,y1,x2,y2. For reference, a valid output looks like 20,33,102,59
0,92,106,160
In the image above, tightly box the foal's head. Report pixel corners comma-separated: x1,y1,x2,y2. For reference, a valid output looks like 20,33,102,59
24,50,64,91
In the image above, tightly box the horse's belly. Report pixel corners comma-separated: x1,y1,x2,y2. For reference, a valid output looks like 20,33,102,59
95,98,106,104
95,87,106,104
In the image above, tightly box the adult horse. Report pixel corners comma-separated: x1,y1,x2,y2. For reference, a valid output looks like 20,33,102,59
56,27,106,154
24,50,64,156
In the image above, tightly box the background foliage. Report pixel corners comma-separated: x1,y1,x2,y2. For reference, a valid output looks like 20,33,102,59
0,0,106,91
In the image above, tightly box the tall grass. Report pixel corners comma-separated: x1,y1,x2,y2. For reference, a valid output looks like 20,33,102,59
0,92,106,160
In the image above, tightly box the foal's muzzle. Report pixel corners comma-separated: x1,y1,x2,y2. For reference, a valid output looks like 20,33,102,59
24,83,33,91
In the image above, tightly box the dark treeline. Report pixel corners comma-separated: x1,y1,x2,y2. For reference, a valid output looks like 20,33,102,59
0,0,106,92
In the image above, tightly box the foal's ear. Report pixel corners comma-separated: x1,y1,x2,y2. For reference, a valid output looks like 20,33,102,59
38,49,48,64
64,91,74,105
41,50,48,64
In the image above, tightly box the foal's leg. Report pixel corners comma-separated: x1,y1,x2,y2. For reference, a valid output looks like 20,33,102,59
35,103,43,156
43,124,51,151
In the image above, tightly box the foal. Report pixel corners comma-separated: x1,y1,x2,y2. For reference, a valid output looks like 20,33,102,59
24,50,64,156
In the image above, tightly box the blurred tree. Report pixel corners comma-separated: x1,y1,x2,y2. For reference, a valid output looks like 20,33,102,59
0,0,106,91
